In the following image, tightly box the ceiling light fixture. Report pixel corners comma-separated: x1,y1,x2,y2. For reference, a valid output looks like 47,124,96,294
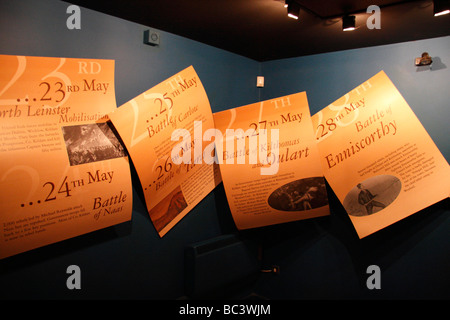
434,0,450,16
342,15,356,31
287,2,300,20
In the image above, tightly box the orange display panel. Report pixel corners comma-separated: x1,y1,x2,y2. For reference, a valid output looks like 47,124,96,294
108,66,221,237
311,71,449,238
0,55,133,259
213,92,330,230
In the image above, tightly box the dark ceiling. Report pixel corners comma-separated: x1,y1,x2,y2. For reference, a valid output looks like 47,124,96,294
65,0,450,61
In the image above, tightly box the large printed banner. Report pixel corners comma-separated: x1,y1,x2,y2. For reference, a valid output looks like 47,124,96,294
0,55,133,259
312,71,450,238
108,66,221,237
213,92,330,230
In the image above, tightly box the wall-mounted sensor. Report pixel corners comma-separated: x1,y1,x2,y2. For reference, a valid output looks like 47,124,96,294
144,29,160,46
257,76,264,87
415,52,432,66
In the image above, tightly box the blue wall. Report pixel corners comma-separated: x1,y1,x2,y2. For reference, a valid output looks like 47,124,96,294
257,36,450,299
0,0,448,300
261,36,450,160
0,0,259,299
0,0,260,110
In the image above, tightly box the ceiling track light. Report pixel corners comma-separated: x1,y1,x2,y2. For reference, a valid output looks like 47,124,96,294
342,15,356,31
433,0,450,16
287,2,300,20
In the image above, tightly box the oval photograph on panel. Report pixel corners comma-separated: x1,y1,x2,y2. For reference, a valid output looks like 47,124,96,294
343,175,402,217
267,177,328,211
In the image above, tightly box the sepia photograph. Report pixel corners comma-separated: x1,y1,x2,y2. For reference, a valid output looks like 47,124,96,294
148,185,188,233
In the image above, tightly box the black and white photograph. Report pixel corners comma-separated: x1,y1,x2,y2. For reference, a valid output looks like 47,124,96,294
62,122,127,166
267,177,329,211
343,174,402,216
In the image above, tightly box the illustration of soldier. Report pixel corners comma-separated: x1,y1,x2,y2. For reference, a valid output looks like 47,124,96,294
357,183,386,215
